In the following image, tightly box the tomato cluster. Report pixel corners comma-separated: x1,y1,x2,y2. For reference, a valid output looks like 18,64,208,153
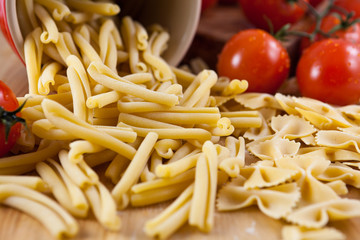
213,0,360,105
0,80,24,157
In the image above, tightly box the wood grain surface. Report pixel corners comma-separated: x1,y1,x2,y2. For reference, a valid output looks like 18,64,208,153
1,3,360,240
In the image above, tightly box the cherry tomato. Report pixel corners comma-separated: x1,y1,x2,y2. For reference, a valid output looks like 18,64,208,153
217,29,290,94
309,0,324,6
0,80,22,157
238,0,309,32
297,39,360,106
300,14,360,52
334,0,360,19
202,0,218,11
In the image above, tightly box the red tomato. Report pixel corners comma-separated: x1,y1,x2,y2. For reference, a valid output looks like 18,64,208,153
202,0,218,11
334,0,360,19
0,80,22,157
300,14,360,52
297,39,360,106
238,0,309,32
309,0,324,6
217,29,290,94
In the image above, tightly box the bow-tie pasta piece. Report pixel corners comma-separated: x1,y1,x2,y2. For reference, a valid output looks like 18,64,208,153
248,138,300,160
281,225,345,240
338,105,360,124
293,97,352,128
234,93,282,110
243,114,273,141
270,115,316,140
316,130,360,154
241,161,298,189
317,162,360,188
217,180,301,219
276,156,339,204
274,93,299,115
285,199,360,228
326,180,348,195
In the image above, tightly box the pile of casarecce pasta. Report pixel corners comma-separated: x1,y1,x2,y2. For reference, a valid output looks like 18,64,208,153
2,0,360,239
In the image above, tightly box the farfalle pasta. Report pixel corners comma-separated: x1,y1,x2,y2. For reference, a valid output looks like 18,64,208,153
3,0,360,239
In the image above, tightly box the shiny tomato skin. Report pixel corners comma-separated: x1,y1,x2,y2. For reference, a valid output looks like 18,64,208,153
238,0,308,32
309,0,324,6
297,39,360,106
217,29,290,94
300,14,360,52
334,0,360,19
0,80,21,157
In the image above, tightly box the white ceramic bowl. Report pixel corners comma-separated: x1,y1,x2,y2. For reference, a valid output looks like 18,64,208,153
0,0,201,66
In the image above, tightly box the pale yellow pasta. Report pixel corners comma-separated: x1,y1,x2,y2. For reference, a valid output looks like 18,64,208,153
181,70,217,108
154,139,182,159
0,140,62,169
88,62,179,106
135,111,221,125
55,32,81,63
105,155,130,184
271,115,316,140
66,0,120,16
121,16,147,73
86,90,121,108
24,27,43,94
217,178,300,219
84,149,117,168
43,43,66,65
36,160,89,217
38,62,63,95
34,3,59,43
241,161,298,189
59,150,97,188
0,184,78,238
22,106,46,121
65,55,92,99
112,132,159,209
133,21,148,51
143,33,174,82
189,141,217,232
65,11,94,24
276,156,339,204
0,176,47,191
42,99,136,159
285,198,360,228
84,183,121,230
3,196,73,239
35,0,71,21
235,93,283,109
221,111,262,128
219,136,245,178
73,30,102,63
221,79,248,96
151,31,169,56
132,168,195,194
248,138,300,161
32,119,75,140
130,181,192,207
66,65,87,121
317,162,360,188
68,140,105,164
145,184,193,239
119,122,212,141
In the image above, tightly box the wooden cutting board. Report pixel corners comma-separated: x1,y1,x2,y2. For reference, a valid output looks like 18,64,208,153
1,4,360,240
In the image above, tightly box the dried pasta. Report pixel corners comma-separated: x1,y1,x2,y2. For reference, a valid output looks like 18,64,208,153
4,0,360,239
